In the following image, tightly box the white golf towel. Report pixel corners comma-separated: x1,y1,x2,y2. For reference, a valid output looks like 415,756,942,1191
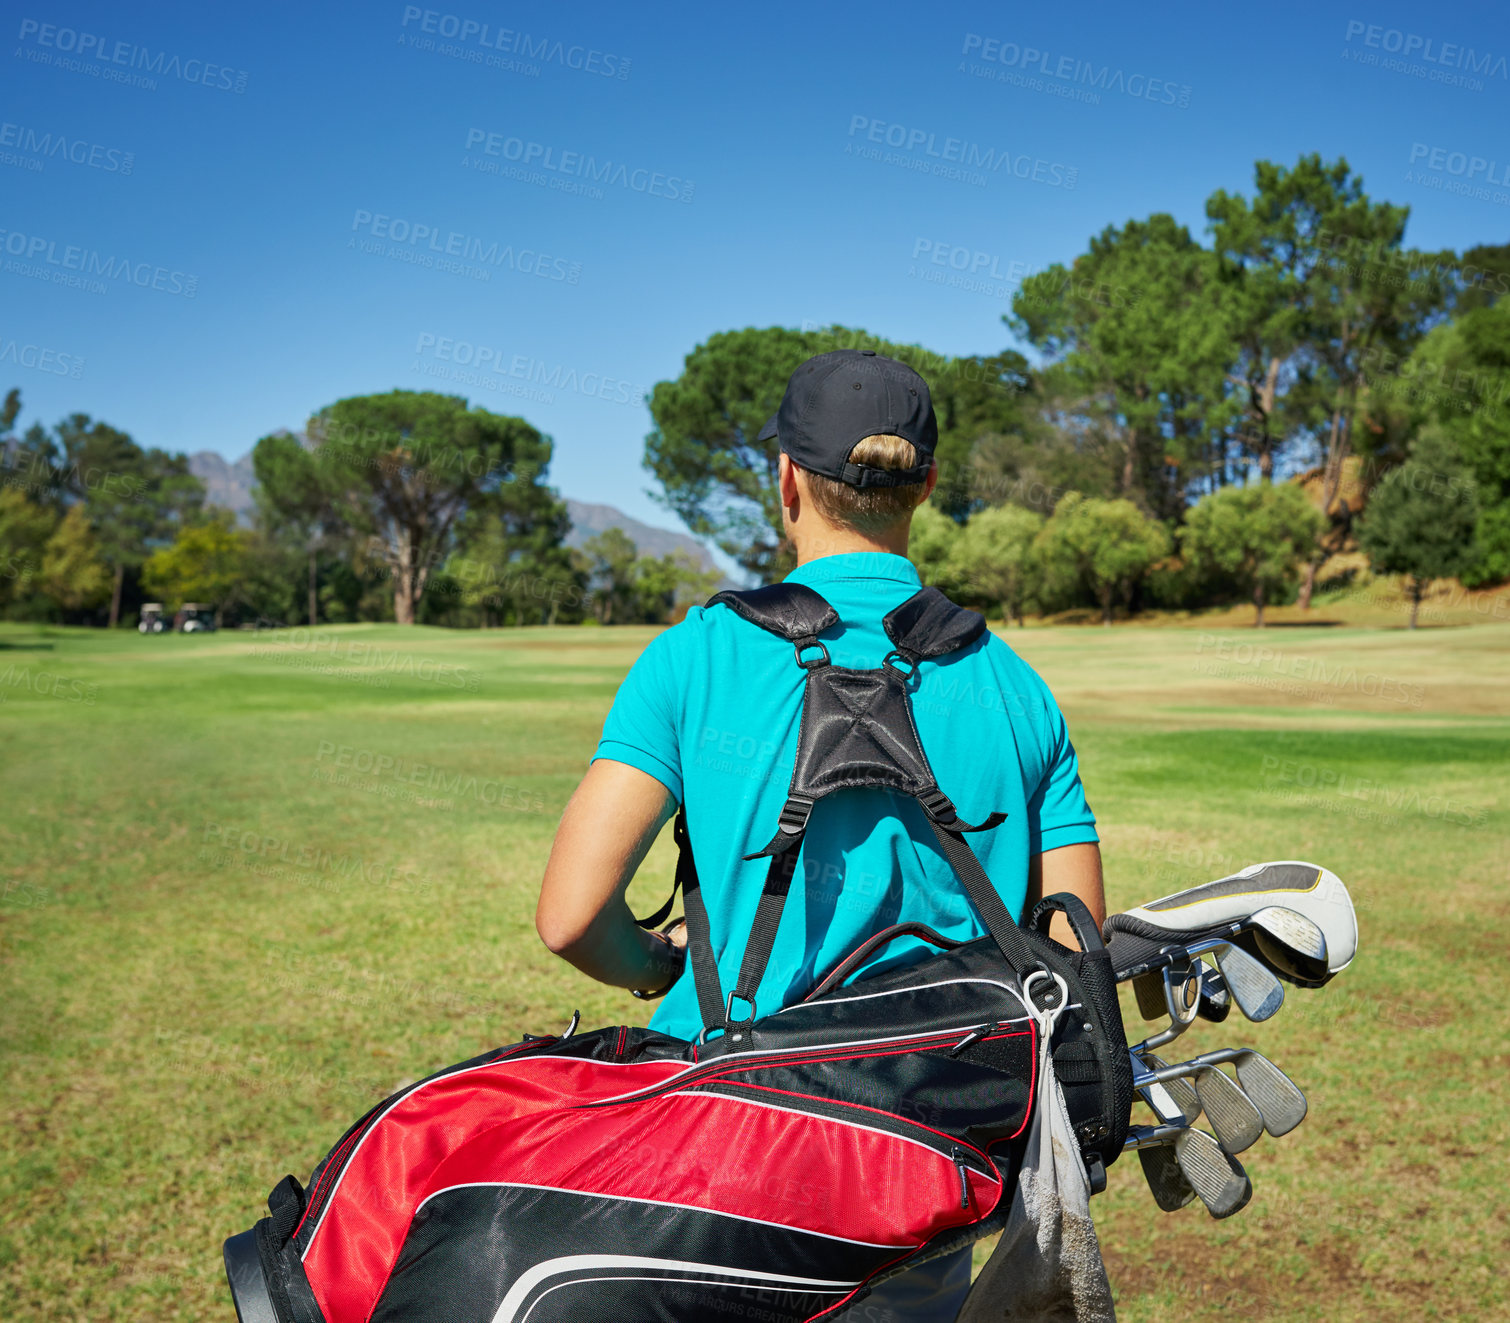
956,991,1116,1323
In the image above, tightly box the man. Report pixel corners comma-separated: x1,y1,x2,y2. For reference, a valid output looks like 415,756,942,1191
537,348,1104,1319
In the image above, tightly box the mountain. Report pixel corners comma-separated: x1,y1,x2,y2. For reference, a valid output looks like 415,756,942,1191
187,451,257,519
563,499,723,578
184,451,726,581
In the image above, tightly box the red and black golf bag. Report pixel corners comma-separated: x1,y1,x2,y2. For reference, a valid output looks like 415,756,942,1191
224,584,1131,1323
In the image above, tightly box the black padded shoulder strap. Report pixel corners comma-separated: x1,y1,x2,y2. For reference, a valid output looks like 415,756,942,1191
883,586,987,661
706,583,839,642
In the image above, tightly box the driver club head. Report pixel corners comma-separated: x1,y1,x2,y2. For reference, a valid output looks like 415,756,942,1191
1193,1066,1264,1154
1243,906,1331,987
1174,1129,1253,1219
1212,942,1286,1021
1234,1050,1309,1137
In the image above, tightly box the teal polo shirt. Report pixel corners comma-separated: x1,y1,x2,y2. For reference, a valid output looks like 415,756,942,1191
593,551,1098,1042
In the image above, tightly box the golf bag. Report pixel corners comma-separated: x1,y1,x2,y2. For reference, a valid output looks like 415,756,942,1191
225,584,1131,1323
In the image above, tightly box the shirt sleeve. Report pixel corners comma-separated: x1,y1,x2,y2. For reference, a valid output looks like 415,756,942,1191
1025,681,1099,855
591,618,689,802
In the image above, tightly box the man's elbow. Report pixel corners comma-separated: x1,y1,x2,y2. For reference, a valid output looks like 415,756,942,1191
535,904,589,957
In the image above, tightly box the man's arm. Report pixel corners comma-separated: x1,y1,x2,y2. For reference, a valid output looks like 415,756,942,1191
1024,842,1106,950
536,758,684,991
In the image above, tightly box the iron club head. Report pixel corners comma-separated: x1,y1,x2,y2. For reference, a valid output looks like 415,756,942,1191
1138,1144,1196,1211
1192,1066,1264,1154
1234,1050,1309,1137
1174,1129,1253,1219
1211,942,1285,1021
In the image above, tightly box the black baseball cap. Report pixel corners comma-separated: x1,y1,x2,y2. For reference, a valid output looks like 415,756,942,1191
757,349,937,488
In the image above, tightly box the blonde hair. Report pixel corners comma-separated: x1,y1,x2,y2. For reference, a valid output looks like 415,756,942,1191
801,435,929,536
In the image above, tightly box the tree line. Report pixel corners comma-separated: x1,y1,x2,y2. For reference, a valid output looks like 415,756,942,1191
2,153,1504,631
647,154,1506,627
0,389,712,629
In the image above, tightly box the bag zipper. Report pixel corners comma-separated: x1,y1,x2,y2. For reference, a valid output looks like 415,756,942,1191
583,1022,1032,1112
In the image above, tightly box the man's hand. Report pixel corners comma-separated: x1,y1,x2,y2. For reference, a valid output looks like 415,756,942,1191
536,759,680,991
1025,842,1106,950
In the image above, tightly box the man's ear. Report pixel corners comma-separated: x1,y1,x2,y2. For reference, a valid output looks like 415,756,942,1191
920,459,939,503
778,453,800,510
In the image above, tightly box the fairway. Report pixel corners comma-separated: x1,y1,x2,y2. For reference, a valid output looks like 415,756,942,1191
1,619,1506,1322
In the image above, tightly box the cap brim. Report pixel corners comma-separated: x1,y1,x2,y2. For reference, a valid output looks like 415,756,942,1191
755,413,779,443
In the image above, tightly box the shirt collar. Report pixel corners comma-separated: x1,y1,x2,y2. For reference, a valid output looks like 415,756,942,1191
784,552,921,587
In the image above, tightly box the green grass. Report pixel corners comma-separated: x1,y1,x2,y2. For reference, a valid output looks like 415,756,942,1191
1,619,1506,1321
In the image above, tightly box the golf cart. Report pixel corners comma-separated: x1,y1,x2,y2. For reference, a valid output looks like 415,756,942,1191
175,603,217,633
138,603,167,634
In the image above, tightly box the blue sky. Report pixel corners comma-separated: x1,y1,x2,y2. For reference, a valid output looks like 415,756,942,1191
5,0,1508,548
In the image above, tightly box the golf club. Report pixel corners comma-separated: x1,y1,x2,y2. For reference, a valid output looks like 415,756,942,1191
1233,1050,1309,1137
1135,1050,1201,1125
1191,1065,1264,1153
1211,942,1286,1021
1174,1128,1253,1218
1109,862,1357,985
1133,1048,1308,1138
1123,1124,1252,1219
1137,1144,1196,1212
1197,966,1231,1022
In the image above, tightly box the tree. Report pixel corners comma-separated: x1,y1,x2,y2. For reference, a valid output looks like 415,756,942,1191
645,326,1033,581
1009,215,1236,517
1391,296,1510,585
1180,482,1324,626
632,552,721,623
52,415,204,626
907,503,965,595
578,527,640,624
1357,434,1479,628
950,505,1044,625
1034,492,1171,625
39,505,111,612
252,430,331,627
306,391,563,625
0,488,54,612
1234,157,1457,608
141,514,254,621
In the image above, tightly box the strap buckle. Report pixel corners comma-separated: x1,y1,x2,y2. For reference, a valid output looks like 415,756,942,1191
918,786,959,827
794,636,830,669
883,649,918,679
724,992,756,1044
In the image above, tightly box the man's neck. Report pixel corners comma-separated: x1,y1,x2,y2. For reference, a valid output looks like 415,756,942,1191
792,525,909,567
